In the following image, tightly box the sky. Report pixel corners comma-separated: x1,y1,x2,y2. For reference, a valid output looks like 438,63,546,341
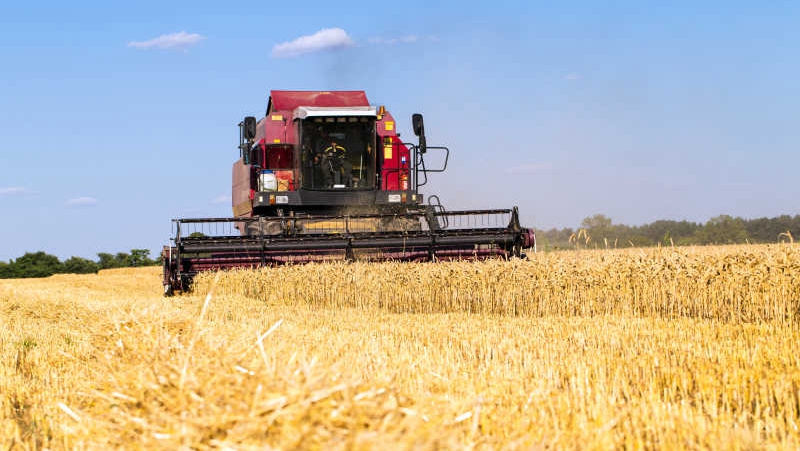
1,1,799,261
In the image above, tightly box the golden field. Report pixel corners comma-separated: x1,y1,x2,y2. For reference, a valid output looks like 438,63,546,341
1,244,799,450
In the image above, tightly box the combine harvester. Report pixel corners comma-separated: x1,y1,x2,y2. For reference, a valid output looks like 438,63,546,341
163,90,535,295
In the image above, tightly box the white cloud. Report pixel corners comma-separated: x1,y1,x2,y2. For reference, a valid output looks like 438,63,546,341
505,163,553,175
128,31,205,50
271,28,354,58
564,72,581,80
211,195,228,205
65,196,98,207
0,187,27,196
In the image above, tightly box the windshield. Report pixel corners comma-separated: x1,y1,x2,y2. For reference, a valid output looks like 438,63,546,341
299,117,375,190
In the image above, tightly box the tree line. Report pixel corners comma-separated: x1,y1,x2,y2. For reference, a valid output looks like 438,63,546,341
0,249,159,279
535,214,799,251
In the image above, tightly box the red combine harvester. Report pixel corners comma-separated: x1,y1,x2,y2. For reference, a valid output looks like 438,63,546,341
163,90,535,295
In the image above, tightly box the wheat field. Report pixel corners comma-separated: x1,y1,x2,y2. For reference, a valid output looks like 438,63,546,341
1,244,799,450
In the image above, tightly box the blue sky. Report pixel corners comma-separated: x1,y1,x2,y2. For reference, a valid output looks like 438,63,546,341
1,1,799,261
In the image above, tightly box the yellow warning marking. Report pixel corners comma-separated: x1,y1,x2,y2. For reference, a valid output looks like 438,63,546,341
271,114,283,121
384,145,393,159
277,179,289,191
385,121,394,131
273,138,281,143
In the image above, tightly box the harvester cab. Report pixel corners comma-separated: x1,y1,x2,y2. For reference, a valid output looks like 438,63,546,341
162,90,535,295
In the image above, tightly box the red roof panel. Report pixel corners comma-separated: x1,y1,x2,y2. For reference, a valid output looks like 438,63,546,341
268,90,370,113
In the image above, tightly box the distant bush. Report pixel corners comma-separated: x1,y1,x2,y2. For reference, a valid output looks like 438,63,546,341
63,256,101,274
535,213,800,251
0,249,159,279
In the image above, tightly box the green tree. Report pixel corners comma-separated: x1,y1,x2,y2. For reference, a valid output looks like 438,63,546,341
128,249,153,267
581,214,613,231
694,215,749,244
638,220,700,245
114,252,131,267
63,256,100,274
10,252,63,278
580,214,615,247
97,253,119,269
744,215,800,243
98,249,158,269
0,261,12,278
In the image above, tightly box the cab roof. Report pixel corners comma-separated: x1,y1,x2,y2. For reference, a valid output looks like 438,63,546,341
267,90,370,114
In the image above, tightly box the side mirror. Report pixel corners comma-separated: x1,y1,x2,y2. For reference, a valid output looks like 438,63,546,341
411,113,427,154
412,113,424,137
243,116,257,140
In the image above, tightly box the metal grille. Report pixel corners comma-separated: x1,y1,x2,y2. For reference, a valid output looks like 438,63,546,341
171,209,515,241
